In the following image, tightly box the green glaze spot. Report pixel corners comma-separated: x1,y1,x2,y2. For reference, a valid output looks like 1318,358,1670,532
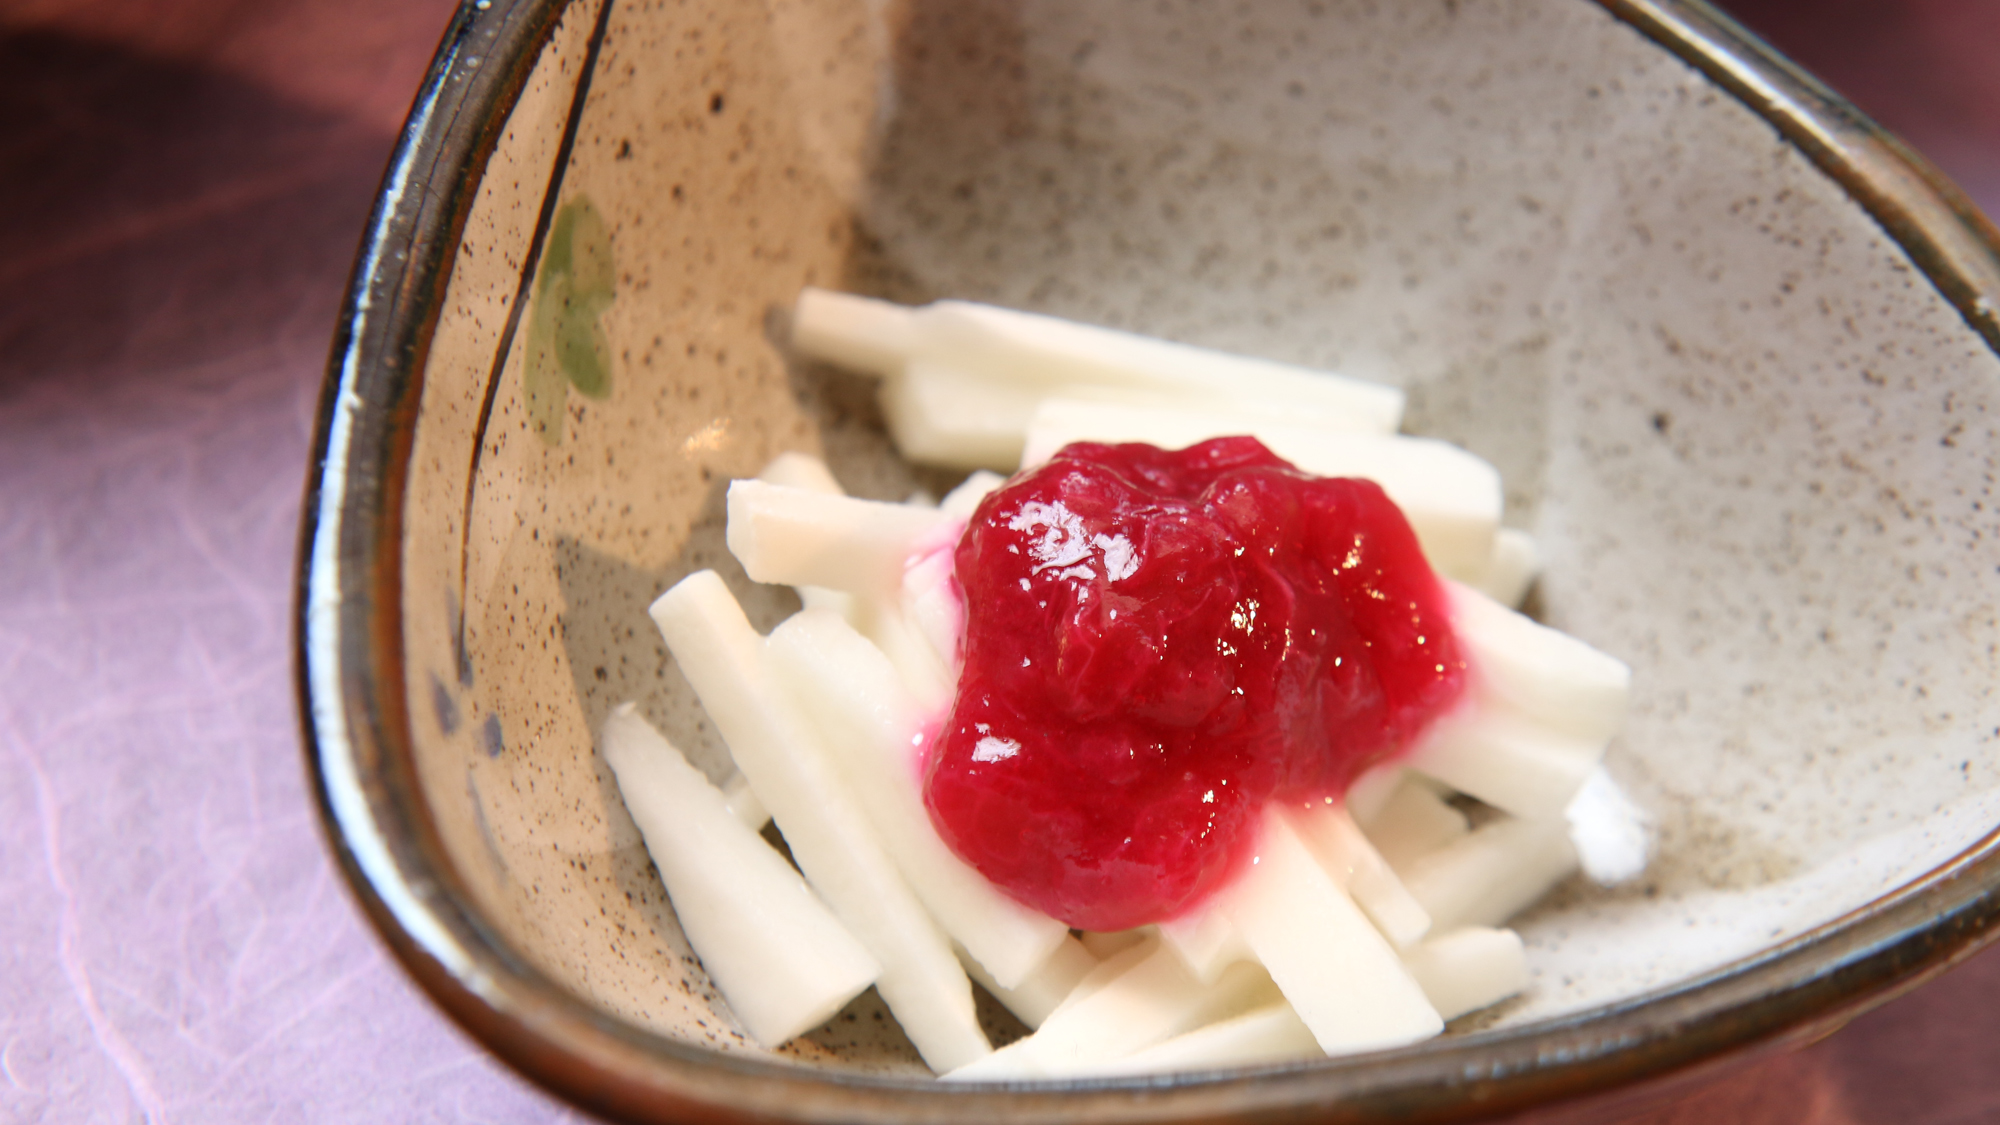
526,196,615,444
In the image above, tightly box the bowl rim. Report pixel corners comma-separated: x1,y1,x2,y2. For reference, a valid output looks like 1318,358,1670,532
295,0,2000,1121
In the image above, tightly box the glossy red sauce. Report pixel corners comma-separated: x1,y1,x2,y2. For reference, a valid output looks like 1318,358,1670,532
923,438,1465,930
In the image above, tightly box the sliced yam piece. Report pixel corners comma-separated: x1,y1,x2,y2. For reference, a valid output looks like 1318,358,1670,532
599,706,877,1047
794,290,1404,427
765,611,1068,990
1177,960,1285,1032
900,541,964,674
648,572,990,1072
1408,579,1632,821
1020,398,1501,581
718,771,769,831
756,450,844,495
1473,527,1541,609
796,584,859,621
1051,381,1373,429
796,290,1404,469
947,942,1163,1080
856,599,955,715
1404,706,1603,820
1285,803,1432,947
881,363,1041,471
756,452,859,620
1017,397,1388,468
724,479,958,599
946,941,1277,1080
1565,766,1650,885
1158,904,1251,984
1356,774,1470,871
1417,585,1628,820
792,287,920,375
1042,938,1158,1024
961,936,1098,1029
1090,1002,1321,1076
1447,581,1630,744
1342,764,1407,825
940,470,1008,519
1400,926,1528,1022
1396,814,1579,933
888,369,1384,472
921,298,1404,429
1219,809,1443,1055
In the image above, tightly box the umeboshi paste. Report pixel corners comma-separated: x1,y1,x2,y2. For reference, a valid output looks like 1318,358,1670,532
923,438,1465,931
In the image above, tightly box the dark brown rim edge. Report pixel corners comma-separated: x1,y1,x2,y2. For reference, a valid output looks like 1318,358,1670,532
296,1,2000,1122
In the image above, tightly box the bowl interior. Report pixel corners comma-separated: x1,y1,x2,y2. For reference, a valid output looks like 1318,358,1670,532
387,0,2000,1082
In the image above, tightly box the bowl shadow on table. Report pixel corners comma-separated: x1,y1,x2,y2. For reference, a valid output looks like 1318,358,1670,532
0,28,393,396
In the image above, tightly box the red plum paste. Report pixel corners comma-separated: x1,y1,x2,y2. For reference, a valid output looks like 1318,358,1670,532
924,438,1465,930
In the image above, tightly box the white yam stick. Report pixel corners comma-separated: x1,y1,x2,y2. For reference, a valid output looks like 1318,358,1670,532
961,936,1098,1029
1020,398,1501,581
880,363,1041,470
946,941,1275,1080
1286,802,1432,947
1403,583,1631,819
791,287,921,373
1042,937,1158,1024
798,585,860,626
648,572,990,1071
1473,527,1540,608
756,450,844,494
764,610,1069,989
718,771,769,831
1400,926,1528,1022
900,541,964,674
795,290,1403,427
1090,1002,1321,1076
1396,814,1579,933
885,367,1384,472
856,599,956,715
755,453,857,620
940,470,1008,519
1158,903,1251,984
599,706,877,1047
1565,767,1650,885
1356,775,1470,871
1219,809,1443,1055
724,479,958,599
1180,961,1284,1030
795,290,1403,469
1342,764,1407,825
1403,707,1603,820
1446,581,1630,744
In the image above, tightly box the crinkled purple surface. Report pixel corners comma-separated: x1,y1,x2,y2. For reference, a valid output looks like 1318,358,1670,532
0,0,1996,1122
0,3,579,1120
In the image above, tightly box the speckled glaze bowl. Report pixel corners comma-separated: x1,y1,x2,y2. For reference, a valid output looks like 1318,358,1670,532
298,0,2000,1120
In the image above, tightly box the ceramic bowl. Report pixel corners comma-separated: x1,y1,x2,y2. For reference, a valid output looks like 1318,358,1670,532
298,0,2000,1120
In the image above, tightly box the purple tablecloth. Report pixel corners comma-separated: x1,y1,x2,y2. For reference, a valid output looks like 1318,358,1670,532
2,1,1995,1120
